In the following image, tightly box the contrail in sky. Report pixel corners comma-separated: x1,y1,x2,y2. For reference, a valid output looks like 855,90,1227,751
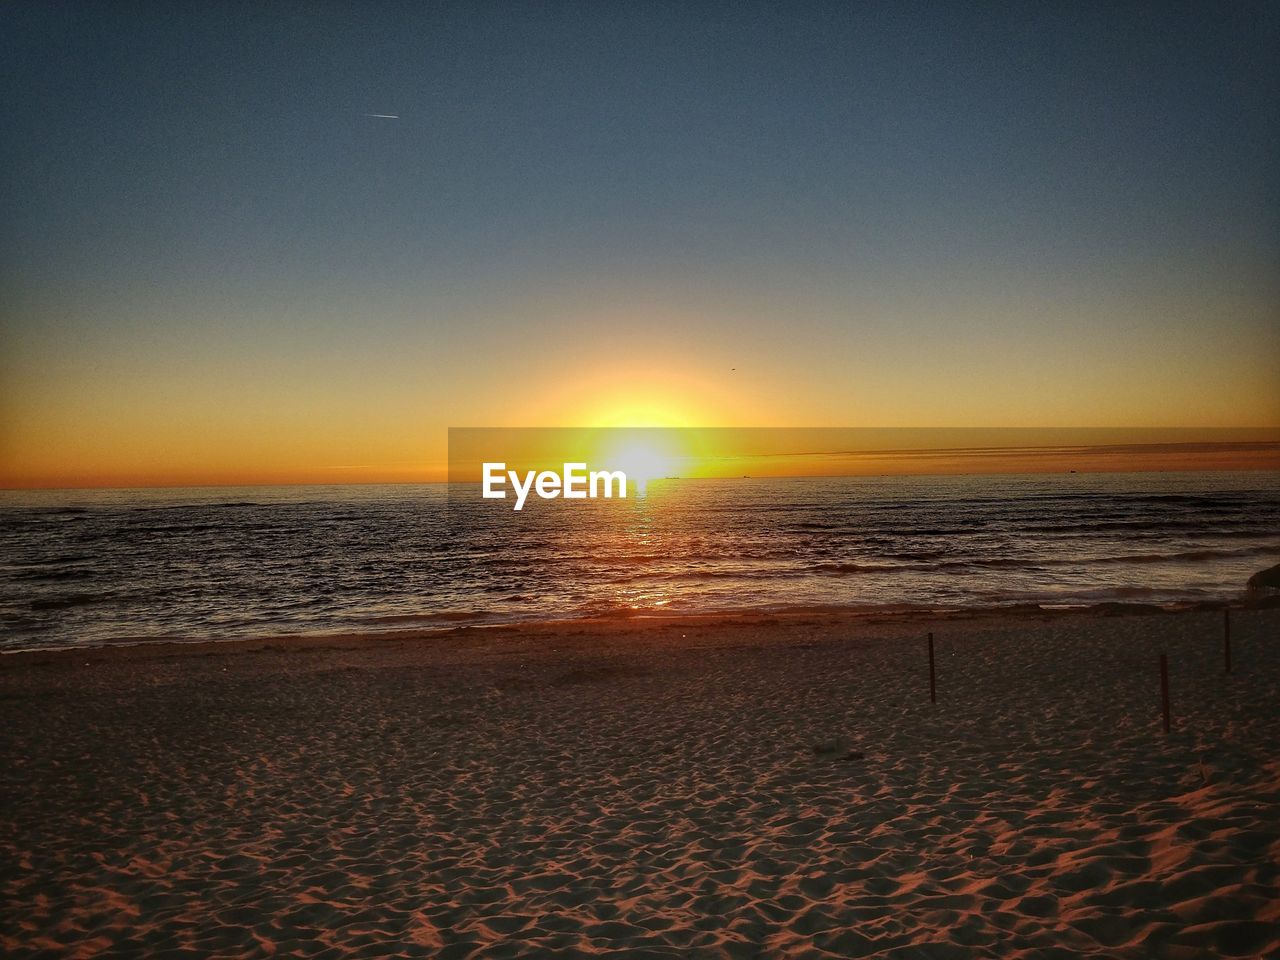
364,113,399,119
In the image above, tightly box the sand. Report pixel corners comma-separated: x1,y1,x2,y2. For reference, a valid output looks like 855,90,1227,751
1,607,1278,958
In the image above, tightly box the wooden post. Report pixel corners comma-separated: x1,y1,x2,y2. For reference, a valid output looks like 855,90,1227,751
1224,607,1232,675
1160,653,1170,734
928,631,937,704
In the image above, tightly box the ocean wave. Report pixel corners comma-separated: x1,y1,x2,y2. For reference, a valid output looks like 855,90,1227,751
21,553,96,566
126,523,226,535
29,591,120,611
1077,545,1280,566
573,601,644,619
810,544,1280,577
361,610,492,624
1016,519,1272,534
11,568,94,582
812,561,907,575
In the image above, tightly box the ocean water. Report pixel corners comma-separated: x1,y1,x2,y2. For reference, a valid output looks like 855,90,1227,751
1,471,1277,650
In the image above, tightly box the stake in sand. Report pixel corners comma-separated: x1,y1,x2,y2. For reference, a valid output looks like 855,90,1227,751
1223,607,1232,675
927,631,937,704
1159,653,1171,734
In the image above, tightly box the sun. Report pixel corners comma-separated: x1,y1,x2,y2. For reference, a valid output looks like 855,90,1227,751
595,432,686,491
612,442,677,483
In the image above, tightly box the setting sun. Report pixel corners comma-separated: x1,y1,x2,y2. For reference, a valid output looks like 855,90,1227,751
594,433,686,487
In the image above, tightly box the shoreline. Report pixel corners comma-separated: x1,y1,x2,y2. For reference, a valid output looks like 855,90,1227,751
4,596,1275,663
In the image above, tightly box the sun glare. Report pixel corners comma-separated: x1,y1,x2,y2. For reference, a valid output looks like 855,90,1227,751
596,434,686,491
589,401,698,428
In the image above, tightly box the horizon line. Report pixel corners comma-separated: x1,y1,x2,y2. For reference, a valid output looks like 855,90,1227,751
5,463,1279,494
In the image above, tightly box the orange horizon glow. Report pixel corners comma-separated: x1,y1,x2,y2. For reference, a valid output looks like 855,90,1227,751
5,424,1280,490
5,273,1280,493
442,428,1280,489
7,449,1278,491
4,357,1280,490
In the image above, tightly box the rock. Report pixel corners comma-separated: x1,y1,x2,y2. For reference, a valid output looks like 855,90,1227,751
1246,562,1280,594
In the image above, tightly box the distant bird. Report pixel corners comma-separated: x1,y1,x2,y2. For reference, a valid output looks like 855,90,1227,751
364,113,399,119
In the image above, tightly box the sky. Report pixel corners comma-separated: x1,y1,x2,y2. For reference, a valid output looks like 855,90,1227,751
2,1,1278,487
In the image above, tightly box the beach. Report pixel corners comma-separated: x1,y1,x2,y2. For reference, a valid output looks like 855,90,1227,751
2,606,1277,958
7,2,1279,957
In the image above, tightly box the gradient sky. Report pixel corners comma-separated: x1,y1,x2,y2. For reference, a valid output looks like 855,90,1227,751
2,2,1278,486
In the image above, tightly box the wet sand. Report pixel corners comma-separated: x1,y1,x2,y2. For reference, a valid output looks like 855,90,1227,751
2,607,1278,958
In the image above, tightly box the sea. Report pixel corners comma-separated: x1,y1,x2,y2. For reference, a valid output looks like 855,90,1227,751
1,470,1277,650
